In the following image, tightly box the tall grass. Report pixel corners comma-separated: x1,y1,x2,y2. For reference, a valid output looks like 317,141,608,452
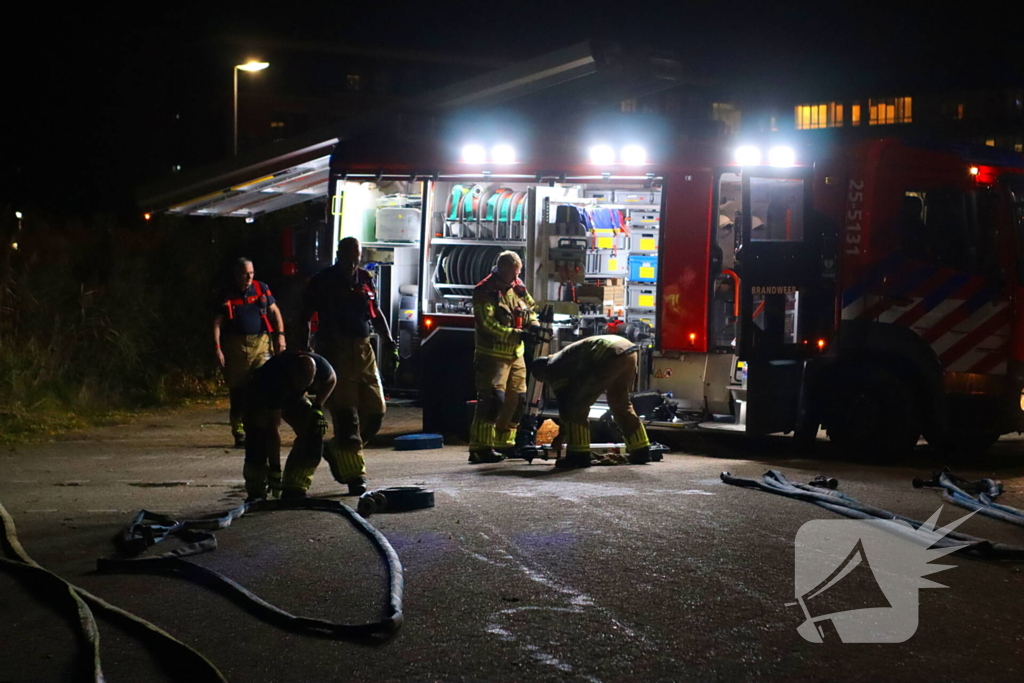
0,204,305,441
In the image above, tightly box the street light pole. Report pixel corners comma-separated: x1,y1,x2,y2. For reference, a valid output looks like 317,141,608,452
233,61,270,156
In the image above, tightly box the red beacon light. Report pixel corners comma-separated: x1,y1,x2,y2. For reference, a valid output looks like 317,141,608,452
689,332,697,345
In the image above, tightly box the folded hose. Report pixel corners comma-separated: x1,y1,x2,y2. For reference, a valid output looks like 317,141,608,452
721,470,1024,561
0,498,227,683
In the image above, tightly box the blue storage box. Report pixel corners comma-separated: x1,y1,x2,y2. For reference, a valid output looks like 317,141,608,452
628,254,658,282
394,434,444,450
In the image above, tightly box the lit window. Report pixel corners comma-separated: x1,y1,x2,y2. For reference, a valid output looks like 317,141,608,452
868,97,913,125
621,98,637,113
270,121,285,129
1015,143,1023,153
985,139,996,147
794,102,844,130
852,103,861,126
956,103,965,120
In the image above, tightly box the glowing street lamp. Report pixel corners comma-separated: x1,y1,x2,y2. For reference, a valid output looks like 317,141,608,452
234,61,270,156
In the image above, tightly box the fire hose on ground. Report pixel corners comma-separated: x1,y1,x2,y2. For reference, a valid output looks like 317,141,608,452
721,469,1024,561
0,495,407,682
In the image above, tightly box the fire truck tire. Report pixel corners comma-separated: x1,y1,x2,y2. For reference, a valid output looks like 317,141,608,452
826,366,921,461
924,432,1000,459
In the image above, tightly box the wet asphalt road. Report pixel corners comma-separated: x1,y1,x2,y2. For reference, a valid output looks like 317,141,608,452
1,401,1023,683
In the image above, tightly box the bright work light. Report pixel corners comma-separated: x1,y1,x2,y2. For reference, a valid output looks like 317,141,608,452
735,146,762,166
461,144,486,164
621,145,647,165
589,145,616,165
237,61,270,72
491,144,516,164
768,146,796,167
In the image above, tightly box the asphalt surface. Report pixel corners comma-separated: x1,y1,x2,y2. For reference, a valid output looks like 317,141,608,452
1,400,1023,682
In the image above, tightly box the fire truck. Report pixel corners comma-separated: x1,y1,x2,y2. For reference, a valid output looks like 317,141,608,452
326,135,1024,458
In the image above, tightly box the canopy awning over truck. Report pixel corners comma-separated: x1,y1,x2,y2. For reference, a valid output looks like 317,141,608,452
138,42,694,218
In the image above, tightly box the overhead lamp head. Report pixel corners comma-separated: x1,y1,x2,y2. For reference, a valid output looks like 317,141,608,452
237,61,270,72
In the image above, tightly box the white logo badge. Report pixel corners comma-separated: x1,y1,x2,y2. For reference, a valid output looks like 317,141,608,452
789,508,973,643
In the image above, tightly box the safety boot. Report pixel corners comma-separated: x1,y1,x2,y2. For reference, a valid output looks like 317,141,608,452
555,451,593,469
346,477,367,496
628,446,651,464
233,433,246,449
468,448,506,464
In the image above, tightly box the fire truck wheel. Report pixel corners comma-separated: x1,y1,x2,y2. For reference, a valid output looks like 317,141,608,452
827,366,921,461
924,432,1000,460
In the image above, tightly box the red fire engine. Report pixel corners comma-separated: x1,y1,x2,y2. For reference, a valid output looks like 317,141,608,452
326,135,1024,458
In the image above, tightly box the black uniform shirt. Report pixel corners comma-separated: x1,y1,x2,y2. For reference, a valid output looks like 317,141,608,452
218,281,276,336
245,351,333,410
304,266,376,340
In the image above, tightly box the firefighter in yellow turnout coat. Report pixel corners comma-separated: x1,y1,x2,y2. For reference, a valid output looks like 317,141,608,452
469,251,537,464
531,335,651,469
302,237,397,495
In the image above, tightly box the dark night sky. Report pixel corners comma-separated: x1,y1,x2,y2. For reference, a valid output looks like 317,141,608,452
3,1,1022,218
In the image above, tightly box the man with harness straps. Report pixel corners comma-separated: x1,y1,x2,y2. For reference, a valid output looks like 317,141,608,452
469,250,538,464
530,335,651,469
301,237,397,496
214,257,286,448
240,350,336,502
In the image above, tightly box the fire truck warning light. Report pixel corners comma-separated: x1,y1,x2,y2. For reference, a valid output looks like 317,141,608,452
491,145,516,164
461,144,486,164
734,146,762,166
589,145,616,165
768,146,796,167
621,145,647,165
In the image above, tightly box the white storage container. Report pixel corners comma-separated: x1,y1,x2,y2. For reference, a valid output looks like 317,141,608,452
617,190,662,207
588,228,630,251
630,230,659,254
586,250,628,276
583,190,616,204
629,210,661,229
627,284,657,311
375,207,421,242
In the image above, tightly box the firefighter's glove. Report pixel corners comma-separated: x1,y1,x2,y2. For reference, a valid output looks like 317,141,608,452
308,408,329,437
528,325,552,344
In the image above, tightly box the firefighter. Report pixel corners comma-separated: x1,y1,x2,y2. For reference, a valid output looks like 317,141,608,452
469,250,537,464
214,257,286,448
530,335,651,468
301,237,396,496
240,350,336,501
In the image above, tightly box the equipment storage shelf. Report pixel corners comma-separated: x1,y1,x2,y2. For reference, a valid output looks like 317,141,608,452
431,238,527,247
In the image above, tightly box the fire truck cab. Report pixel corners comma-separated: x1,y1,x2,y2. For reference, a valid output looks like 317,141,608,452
327,135,1024,458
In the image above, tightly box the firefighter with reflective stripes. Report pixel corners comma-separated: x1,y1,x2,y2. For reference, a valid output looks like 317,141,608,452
469,250,537,464
240,350,336,501
531,335,651,468
214,257,286,448
301,237,396,496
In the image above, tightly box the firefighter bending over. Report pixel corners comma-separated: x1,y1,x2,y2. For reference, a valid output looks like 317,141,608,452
214,257,286,448
469,250,537,464
302,237,396,496
240,350,336,502
531,335,651,469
